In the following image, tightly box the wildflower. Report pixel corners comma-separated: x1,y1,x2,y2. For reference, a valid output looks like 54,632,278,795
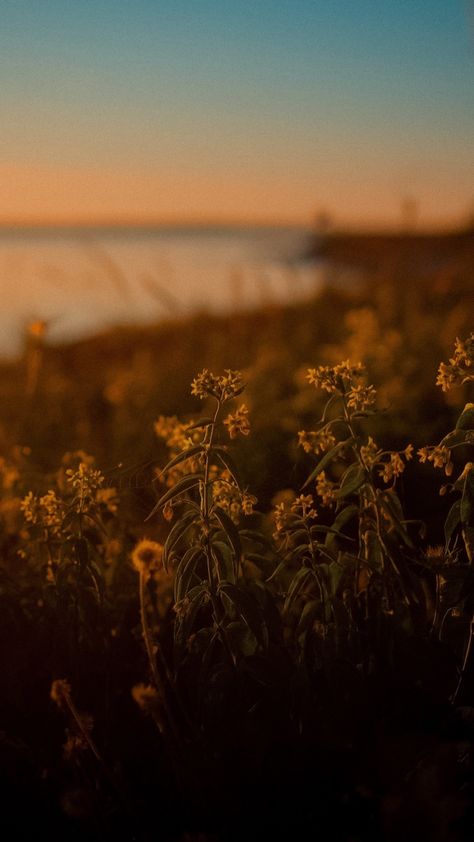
291,494,317,519
306,360,364,394
131,539,164,574
360,436,381,468
298,428,336,455
191,369,220,399
131,683,160,713
66,462,104,512
21,490,64,536
241,491,257,516
379,452,406,484
418,444,453,475
173,596,191,617
38,490,63,535
154,415,195,452
436,333,474,391
315,471,337,506
424,545,446,562
347,384,377,412
211,468,242,522
273,501,289,534
20,491,39,524
404,444,414,460
191,369,244,401
224,404,250,439
218,369,245,401
51,679,72,707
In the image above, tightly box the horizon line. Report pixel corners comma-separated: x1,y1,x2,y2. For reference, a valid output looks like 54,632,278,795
0,214,469,235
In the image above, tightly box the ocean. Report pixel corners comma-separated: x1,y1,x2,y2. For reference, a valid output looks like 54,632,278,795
0,225,319,357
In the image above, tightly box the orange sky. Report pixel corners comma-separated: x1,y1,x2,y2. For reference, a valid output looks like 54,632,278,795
2,2,473,230
0,162,471,230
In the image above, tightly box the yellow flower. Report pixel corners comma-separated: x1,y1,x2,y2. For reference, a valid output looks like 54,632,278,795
315,471,337,506
379,452,406,484
20,491,38,524
298,429,336,455
291,494,317,519
404,444,414,461
241,491,257,516
191,369,244,401
306,361,364,393
360,436,381,468
224,404,250,439
273,501,288,533
418,444,452,474
131,539,164,574
436,333,474,391
346,384,377,412
50,678,72,706
131,683,160,713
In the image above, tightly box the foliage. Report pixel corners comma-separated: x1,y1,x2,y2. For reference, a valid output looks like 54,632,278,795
1,324,474,840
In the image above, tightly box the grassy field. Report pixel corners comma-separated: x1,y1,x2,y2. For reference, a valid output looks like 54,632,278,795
0,260,473,840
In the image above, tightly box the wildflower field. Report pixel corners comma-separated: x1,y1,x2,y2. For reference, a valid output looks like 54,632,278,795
0,268,473,841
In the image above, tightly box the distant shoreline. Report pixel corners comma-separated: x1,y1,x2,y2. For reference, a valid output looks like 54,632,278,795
0,219,312,236
0,219,468,238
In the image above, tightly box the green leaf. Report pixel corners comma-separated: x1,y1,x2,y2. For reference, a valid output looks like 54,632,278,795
174,584,208,645
456,405,474,432
240,529,271,548
325,504,358,549
145,473,203,521
218,581,266,644
311,522,355,537
302,439,353,490
266,558,289,583
284,567,314,613
61,510,79,532
162,508,198,571
463,527,474,563
382,489,405,522
444,499,462,547
226,621,258,657
460,468,474,562
213,506,241,565
380,492,415,550
364,529,384,571
185,418,213,431
327,560,345,597
174,546,204,601
244,552,272,567
334,465,366,500
213,447,242,488
461,470,474,528
159,445,205,477
291,529,309,545
287,543,311,563
296,599,320,636
211,541,235,583
73,538,89,569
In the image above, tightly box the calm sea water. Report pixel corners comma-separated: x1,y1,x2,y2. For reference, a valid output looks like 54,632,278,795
0,225,320,357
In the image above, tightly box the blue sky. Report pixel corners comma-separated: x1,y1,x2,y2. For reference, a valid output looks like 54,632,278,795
1,0,473,225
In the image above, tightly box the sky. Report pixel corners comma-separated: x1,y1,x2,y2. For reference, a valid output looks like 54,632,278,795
1,0,473,227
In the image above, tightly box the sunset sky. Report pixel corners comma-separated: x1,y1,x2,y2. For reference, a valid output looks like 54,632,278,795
1,0,473,228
